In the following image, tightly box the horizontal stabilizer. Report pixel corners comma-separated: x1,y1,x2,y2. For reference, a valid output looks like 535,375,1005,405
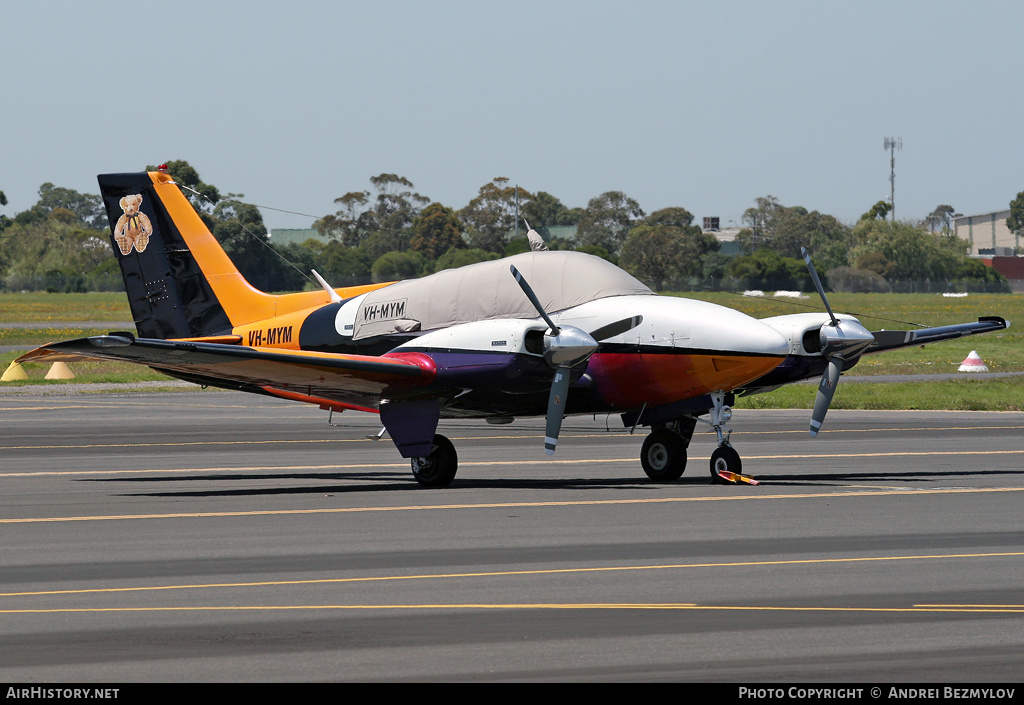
18,336,435,410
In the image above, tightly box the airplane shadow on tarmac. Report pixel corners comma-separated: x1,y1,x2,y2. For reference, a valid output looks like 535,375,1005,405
76,463,1024,497
760,467,1024,485
79,472,714,497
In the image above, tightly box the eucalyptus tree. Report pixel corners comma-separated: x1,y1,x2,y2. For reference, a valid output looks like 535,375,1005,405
1008,191,1024,237
410,202,465,260
460,177,533,254
575,190,644,254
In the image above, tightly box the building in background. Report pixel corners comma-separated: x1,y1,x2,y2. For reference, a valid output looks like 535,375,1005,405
269,228,323,245
955,210,1018,256
955,210,1023,292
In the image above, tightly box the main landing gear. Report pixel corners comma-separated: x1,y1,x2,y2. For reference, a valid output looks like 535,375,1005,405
641,422,692,481
639,392,754,485
411,434,458,488
408,391,754,488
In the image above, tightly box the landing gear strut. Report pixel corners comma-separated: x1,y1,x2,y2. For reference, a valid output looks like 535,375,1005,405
634,392,756,485
707,391,736,482
702,391,752,484
411,434,458,487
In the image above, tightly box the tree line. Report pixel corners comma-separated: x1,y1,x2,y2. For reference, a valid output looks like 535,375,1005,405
0,160,1016,294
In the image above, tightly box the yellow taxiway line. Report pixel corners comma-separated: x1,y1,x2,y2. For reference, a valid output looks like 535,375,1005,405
4,424,1024,451
2,551,1021,599
3,486,1024,525
2,604,1022,615
3,448,1024,479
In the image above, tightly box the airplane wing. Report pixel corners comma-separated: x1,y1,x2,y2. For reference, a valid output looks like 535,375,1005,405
737,315,1011,399
17,335,435,412
865,316,1008,354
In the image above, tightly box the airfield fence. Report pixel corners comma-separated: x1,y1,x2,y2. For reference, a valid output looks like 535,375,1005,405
660,277,1014,295
2,272,1017,295
2,272,126,294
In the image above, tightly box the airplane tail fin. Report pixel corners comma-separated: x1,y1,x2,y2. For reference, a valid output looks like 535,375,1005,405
98,171,335,340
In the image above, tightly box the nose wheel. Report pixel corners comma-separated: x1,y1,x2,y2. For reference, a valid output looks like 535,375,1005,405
710,445,742,483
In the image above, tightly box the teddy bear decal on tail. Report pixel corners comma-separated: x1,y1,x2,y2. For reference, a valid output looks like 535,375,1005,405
113,194,154,255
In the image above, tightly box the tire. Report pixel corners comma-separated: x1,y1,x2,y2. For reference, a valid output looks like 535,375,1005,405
710,445,742,483
640,429,687,481
411,434,458,487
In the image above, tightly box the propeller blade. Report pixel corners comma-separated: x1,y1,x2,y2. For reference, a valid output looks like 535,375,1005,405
801,248,876,437
809,357,843,437
801,247,839,327
589,315,643,342
544,365,572,455
510,265,559,334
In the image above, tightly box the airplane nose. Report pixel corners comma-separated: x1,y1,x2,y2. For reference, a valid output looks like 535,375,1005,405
686,308,790,391
694,305,790,358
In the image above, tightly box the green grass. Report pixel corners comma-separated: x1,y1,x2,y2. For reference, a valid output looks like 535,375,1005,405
0,292,130,323
674,290,1024,374
735,376,1024,412
675,290,1022,327
1,351,175,386
0,327,113,347
0,293,159,385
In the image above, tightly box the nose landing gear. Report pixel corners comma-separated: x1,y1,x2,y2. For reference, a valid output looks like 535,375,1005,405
710,445,744,482
703,391,744,484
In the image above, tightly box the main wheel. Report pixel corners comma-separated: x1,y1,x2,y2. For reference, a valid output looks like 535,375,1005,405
710,445,742,483
411,434,458,487
640,429,687,481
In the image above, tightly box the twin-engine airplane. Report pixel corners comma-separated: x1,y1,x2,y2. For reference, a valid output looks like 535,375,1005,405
18,171,1009,486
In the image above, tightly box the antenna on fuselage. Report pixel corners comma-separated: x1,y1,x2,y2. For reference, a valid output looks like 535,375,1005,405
311,269,343,303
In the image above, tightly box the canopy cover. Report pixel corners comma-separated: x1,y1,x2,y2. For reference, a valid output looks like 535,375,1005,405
353,251,654,340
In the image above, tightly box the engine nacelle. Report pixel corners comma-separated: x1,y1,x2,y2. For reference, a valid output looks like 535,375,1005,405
760,312,872,357
390,318,550,358
386,319,580,408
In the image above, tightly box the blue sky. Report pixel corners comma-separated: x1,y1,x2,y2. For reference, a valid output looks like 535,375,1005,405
2,1,1021,231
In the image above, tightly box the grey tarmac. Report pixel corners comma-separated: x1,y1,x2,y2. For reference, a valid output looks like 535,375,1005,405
1,390,1022,682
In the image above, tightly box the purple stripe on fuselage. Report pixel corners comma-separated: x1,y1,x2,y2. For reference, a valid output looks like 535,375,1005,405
403,349,558,390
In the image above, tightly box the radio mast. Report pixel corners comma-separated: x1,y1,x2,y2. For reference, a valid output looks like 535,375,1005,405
883,137,902,222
